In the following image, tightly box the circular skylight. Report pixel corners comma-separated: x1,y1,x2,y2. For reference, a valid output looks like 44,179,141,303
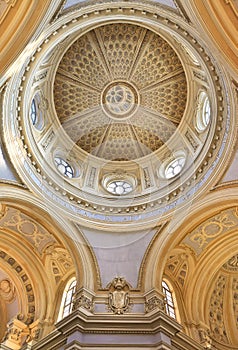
102,82,139,120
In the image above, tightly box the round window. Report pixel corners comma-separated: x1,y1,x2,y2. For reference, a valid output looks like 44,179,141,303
164,157,186,179
106,180,133,195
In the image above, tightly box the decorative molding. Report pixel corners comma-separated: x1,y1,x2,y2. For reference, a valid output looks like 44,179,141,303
145,295,165,313
2,318,28,350
25,319,43,344
183,207,237,255
209,275,228,344
224,0,238,15
232,277,238,330
0,0,17,25
165,252,189,287
44,246,74,284
4,2,234,230
72,288,94,313
0,207,57,256
223,254,238,271
144,289,165,314
198,326,213,349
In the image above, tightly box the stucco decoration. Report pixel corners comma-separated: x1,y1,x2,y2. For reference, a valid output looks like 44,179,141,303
0,207,57,256
3,3,235,230
183,207,238,255
44,246,74,284
207,256,238,347
209,275,228,344
165,252,189,287
0,0,17,24
73,287,94,312
145,295,165,313
107,277,132,314
0,250,35,325
223,254,238,271
0,279,16,303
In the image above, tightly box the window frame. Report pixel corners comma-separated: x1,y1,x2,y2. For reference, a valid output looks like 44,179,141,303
58,277,76,321
162,279,178,320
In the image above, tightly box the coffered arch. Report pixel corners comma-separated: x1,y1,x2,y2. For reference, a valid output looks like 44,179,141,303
0,186,98,332
143,186,238,288
0,185,97,290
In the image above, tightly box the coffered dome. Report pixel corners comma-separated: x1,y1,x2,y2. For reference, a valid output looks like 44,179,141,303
3,4,234,229
54,23,187,161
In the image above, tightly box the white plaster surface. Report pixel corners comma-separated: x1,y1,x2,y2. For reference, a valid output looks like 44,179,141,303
80,226,158,288
221,148,238,182
0,144,18,182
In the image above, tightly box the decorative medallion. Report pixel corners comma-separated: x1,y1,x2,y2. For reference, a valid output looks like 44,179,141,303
102,81,139,120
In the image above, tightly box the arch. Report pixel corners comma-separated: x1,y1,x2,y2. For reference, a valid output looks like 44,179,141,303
0,185,97,291
143,187,238,292
183,1,238,75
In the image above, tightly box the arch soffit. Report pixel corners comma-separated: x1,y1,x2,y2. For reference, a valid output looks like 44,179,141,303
142,186,238,291
0,185,96,291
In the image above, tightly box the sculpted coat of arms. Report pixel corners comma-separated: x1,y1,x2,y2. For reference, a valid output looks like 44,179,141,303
107,277,131,314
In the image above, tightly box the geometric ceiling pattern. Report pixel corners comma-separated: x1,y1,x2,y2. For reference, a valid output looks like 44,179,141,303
54,23,187,160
